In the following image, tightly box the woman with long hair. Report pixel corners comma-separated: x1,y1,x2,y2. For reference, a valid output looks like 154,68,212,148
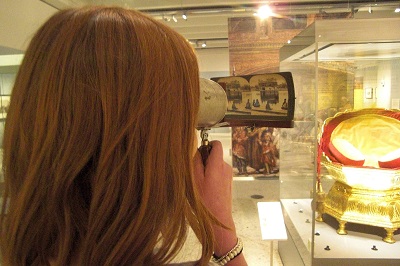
0,6,246,265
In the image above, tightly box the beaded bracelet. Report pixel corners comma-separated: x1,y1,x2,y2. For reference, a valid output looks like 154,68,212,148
211,238,243,265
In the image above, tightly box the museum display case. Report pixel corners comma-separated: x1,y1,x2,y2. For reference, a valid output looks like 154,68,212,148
279,17,400,266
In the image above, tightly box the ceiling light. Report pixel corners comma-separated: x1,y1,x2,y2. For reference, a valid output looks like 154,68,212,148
182,12,187,20
395,7,400,13
201,41,207,48
254,5,273,19
162,14,170,22
172,15,178,22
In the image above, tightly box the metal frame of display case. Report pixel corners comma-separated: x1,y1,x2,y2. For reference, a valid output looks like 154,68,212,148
279,17,400,266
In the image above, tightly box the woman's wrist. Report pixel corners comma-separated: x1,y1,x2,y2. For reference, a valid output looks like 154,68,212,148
212,224,237,257
211,238,243,265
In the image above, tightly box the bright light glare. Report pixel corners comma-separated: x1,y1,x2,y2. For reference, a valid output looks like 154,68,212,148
395,7,400,13
255,5,273,19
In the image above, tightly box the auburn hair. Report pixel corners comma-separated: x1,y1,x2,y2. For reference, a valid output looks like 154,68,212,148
0,6,215,265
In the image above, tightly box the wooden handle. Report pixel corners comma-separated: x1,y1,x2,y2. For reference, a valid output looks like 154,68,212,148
198,144,212,165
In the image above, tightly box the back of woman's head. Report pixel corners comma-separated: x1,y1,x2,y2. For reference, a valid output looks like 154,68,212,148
1,6,214,265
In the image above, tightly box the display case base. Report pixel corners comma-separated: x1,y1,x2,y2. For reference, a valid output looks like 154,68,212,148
280,199,400,266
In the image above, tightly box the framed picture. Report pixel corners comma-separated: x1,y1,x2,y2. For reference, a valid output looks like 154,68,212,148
365,88,373,99
232,126,280,177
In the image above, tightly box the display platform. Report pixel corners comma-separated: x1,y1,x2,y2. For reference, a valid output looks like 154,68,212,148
280,199,400,266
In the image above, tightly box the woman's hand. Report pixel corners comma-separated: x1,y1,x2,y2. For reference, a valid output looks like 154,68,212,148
193,141,247,265
194,141,234,227
193,141,237,254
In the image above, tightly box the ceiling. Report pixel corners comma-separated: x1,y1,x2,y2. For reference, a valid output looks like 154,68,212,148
39,0,400,49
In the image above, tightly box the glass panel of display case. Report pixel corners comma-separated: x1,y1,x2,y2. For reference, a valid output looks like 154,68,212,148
279,49,316,266
0,72,17,199
279,18,400,266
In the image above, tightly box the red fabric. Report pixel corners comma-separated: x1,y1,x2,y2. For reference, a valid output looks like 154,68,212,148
328,142,365,167
378,157,400,169
319,108,400,169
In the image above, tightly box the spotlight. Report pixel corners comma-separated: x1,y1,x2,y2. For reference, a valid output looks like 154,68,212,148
201,41,207,48
395,7,400,13
172,15,178,22
182,12,187,20
254,5,273,19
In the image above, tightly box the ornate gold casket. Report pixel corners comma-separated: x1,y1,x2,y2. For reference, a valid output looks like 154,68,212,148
317,108,400,243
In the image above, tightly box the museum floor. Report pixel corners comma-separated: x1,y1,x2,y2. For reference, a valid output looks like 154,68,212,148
173,179,284,265
173,174,284,265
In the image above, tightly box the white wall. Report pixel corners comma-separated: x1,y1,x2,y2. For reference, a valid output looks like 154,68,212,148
356,60,399,110
390,59,400,109
196,48,230,79
376,61,392,109
0,0,57,53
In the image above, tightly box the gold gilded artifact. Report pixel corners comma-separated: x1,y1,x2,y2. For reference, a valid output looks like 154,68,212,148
317,108,400,243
